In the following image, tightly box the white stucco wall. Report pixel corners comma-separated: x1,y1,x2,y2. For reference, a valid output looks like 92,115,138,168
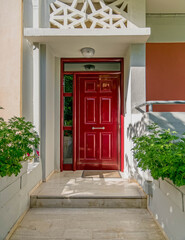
130,44,146,114
39,44,55,179
123,44,147,180
124,47,132,177
130,0,146,27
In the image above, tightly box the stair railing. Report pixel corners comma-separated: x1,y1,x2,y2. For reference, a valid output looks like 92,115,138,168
135,100,185,112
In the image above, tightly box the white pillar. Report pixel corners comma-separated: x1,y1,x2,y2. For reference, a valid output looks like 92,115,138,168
32,0,39,28
33,43,40,133
32,0,40,133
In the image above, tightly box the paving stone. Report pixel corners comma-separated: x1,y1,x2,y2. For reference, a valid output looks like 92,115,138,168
10,208,166,240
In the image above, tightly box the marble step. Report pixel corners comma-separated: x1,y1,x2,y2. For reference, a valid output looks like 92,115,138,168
30,195,147,208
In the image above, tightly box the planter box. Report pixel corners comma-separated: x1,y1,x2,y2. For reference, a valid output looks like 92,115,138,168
144,180,153,196
158,178,185,211
165,178,185,194
20,161,28,175
0,161,28,192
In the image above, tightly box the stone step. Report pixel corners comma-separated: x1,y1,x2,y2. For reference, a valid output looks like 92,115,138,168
30,172,147,209
30,195,147,208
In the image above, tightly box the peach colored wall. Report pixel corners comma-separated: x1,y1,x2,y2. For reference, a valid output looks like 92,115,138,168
146,43,185,112
0,0,22,120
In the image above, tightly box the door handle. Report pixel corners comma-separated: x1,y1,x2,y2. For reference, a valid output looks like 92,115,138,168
92,127,105,130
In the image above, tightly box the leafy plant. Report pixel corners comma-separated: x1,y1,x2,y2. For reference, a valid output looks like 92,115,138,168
64,75,73,127
132,123,185,186
64,97,73,126
64,75,73,93
0,117,40,177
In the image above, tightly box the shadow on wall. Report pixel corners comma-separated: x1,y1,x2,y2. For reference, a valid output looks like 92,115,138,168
127,115,147,140
148,112,185,135
125,153,144,183
126,114,151,184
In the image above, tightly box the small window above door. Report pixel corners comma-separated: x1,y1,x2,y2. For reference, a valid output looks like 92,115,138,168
64,62,121,72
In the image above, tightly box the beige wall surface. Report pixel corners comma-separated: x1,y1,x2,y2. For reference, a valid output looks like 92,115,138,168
0,0,22,120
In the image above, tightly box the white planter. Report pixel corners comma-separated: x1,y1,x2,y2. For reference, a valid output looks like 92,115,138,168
0,161,28,191
20,161,28,175
0,174,17,192
164,178,185,194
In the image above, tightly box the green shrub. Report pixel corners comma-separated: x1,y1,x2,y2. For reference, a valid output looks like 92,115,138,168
132,123,185,186
0,117,40,177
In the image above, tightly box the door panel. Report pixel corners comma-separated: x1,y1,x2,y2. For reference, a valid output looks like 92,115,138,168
85,80,97,92
85,132,97,160
100,132,112,160
76,74,120,170
100,97,112,123
84,97,97,124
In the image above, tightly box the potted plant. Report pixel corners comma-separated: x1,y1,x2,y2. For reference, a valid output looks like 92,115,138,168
132,123,185,187
0,116,40,178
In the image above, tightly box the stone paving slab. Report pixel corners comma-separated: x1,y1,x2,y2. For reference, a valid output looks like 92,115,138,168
10,208,166,240
31,171,146,199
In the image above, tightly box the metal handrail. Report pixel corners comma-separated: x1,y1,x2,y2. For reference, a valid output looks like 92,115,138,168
136,100,185,112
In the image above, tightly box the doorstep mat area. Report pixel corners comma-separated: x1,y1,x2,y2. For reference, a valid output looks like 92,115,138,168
82,170,122,178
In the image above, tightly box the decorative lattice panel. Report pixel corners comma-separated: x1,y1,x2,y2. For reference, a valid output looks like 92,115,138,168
50,0,136,29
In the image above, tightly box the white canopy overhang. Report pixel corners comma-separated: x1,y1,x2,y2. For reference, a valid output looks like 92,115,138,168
24,28,150,57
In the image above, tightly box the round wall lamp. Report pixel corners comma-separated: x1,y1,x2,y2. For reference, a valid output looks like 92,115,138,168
80,47,95,58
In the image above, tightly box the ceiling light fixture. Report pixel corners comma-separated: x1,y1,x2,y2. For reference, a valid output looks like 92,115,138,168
84,64,95,71
80,47,95,58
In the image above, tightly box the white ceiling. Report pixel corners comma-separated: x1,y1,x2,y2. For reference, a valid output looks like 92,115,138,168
146,0,185,13
28,35,140,57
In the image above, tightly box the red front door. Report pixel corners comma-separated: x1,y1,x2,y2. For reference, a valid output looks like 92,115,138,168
76,73,120,170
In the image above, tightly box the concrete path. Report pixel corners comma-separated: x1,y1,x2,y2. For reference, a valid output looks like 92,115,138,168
10,208,166,240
